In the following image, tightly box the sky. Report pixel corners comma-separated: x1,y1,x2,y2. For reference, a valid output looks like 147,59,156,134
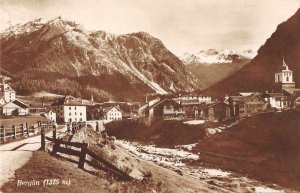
0,0,299,56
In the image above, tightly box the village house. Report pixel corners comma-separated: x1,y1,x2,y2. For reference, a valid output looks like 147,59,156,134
294,91,300,110
143,98,185,124
51,95,87,123
174,93,212,103
41,110,57,123
179,99,203,118
138,98,161,118
29,102,47,115
102,106,123,121
261,91,293,110
0,81,16,103
202,101,230,122
0,80,31,116
228,94,268,118
0,99,29,116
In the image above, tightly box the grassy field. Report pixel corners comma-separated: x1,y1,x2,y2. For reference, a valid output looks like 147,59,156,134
1,151,116,193
193,110,300,190
0,115,50,128
1,148,219,193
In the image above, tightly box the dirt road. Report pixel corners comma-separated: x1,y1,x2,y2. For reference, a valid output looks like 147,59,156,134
0,127,67,188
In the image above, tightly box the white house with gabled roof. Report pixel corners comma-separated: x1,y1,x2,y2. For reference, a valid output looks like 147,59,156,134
102,106,123,121
51,95,86,123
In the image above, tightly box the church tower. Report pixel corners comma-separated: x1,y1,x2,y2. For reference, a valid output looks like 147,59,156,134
274,57,295,90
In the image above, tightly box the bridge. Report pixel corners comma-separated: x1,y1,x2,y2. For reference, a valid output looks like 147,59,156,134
85,120,108,131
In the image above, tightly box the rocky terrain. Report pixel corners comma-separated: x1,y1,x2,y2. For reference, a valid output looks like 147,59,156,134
0,17,199,101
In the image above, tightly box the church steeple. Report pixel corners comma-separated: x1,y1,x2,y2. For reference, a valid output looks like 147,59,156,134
282,57,289,71
275,56,295,90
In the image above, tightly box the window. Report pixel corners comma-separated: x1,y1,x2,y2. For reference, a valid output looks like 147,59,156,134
69,112,71,116
75,107,77,110
75,112,77,116
287,76,289,82
80,113,82,116
69,107,71,110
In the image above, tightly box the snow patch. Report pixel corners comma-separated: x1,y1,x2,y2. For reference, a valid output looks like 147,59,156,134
175,143,198,151
182,49,255,65
115,140,199,167
127,64,168,94
32,91,63,98
254,187,284,193
201,168,230,177
183,120,205,125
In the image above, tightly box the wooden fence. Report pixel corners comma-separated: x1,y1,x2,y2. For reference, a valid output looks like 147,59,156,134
43,135,131,180
0,121,53,142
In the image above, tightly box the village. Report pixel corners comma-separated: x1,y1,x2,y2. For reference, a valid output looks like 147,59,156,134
0,59,299,129
0,57,299,193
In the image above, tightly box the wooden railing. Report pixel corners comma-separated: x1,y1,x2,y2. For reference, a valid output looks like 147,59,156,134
0,121,53,142
43,135,131,180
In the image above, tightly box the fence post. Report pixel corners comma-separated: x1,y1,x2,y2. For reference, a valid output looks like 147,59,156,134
2,126,6,142
52,137,61,155
13,125,16,139
96,122,99,132
26,123,29,136
40,126,46,151
72,123,75,134
67,123,71,133
21,123,25,137
32,125,35,134
38,121,41,133
53,125,57,140
78,143,88,169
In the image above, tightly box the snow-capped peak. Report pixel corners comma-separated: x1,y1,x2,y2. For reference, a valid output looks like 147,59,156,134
2,18,46,36
181,49,256,65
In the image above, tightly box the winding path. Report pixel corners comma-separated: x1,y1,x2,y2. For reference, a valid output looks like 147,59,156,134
0,126,66,188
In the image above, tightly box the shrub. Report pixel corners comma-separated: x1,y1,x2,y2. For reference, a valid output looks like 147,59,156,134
143,170,153,179
109,155,118,164
110,144,116,150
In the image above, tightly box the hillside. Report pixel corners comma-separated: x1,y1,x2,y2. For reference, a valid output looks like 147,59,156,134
193,110,300,190
204,9,300,97
182,49,253,89
0,17,199,101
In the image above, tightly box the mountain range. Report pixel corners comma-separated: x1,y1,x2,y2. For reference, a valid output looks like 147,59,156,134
203,8,300,97
0,17,198,101
1,8,300,101
182,49,254,89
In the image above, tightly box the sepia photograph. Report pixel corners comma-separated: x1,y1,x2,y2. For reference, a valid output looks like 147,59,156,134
0,0,300,192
